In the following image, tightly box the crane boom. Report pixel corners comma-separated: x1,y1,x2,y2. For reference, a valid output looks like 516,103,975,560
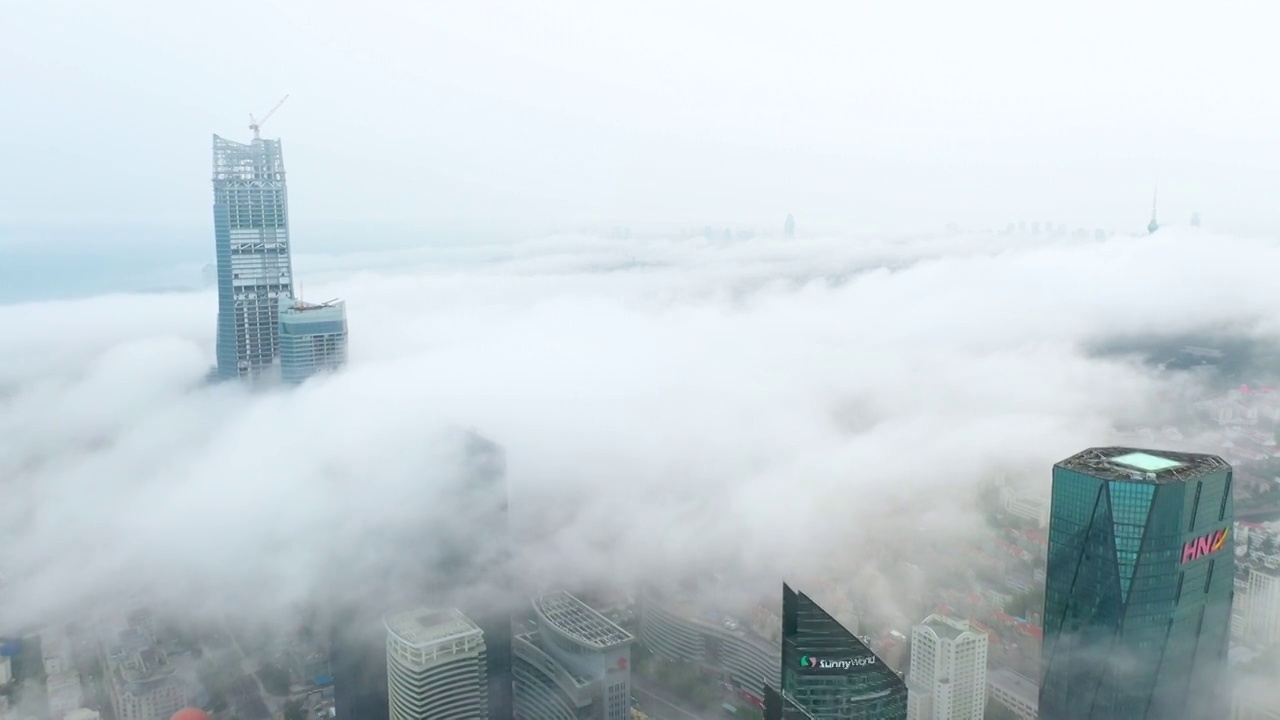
249,94,290,140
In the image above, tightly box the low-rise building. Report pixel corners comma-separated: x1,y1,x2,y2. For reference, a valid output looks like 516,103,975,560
987,668,1037,720
637,589,779,707
106,631,189,720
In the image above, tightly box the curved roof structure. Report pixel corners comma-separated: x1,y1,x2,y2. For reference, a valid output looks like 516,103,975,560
533,591,633,650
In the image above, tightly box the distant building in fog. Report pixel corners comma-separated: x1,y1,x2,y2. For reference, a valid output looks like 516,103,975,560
784,214,795,238
1243,565,1280,647
201,264,216,287
385,608,488,720
278,297,348,384
1148,186,1160,234
1191,211,1202,227
906,615,987,720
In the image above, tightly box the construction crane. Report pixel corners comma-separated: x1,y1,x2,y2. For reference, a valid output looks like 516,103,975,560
249,94,290,140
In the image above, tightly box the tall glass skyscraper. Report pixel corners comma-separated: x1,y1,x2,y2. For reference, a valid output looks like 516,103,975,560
212,134,294,380
765,583,907,720
1040,447,1234,720
330,432,513,720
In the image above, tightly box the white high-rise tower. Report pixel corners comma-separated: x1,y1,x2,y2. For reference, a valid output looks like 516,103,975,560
385,608,489,720
906,615,988,720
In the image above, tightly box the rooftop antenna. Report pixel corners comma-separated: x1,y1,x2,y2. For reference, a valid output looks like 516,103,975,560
249,94,290,140
1147,184,1160,234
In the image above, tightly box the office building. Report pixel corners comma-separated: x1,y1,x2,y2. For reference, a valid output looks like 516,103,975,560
278,298,348,384
1147,187,1160,234
784,214,796,238
0,655,10,685
331,432,513,720
637,587,779,708
765,583,907,720
1040,447,1234,719
385,608,488,720
212,134,295,380
513,591,633,720
906,615,987,720
1243,565,1280,646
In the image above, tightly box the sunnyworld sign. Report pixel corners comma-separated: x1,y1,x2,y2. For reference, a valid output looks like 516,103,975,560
1181,528,1229,564
799,655,876,671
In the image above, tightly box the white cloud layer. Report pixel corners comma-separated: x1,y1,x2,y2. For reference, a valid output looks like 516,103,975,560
1,227,1278,630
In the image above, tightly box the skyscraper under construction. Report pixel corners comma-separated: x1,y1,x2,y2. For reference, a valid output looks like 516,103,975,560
211,132,294,380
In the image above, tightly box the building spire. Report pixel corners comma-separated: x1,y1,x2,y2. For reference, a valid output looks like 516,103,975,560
1147,185,1159,234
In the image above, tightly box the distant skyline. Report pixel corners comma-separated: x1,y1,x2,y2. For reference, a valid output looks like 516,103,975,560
2,1,1278,236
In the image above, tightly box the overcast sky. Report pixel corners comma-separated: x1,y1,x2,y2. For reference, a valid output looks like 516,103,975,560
3,0,1279,236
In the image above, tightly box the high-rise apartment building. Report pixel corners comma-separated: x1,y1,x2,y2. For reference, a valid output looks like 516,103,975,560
1243,566,1280,647
385,608,488,720
512,591,634,720
278,298,348,384
105,632,190,720
905,615,987,720
1040,447,1234,719
212,134,294,380
765,583,907,720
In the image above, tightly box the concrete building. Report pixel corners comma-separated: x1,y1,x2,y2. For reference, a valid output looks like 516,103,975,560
0,655,10,686
987,669,1037,720
64,710,102,720
906,615,987,720
637,589,779,707
106,631,190,720
278,298,348,384
211,133,295,380
513,591,634,720
1244,566,1280,647
47,673,85,720
385,607,488,720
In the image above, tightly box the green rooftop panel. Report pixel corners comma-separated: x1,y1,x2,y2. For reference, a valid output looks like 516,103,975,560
1110,452,1183,473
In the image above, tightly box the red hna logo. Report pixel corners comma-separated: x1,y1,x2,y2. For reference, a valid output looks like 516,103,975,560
1182,528,1229,564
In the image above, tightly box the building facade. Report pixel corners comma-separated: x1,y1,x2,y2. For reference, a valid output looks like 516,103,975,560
1040,448,1234,719
385,608,488,720
766,584,907,720
212,134,294,380
637,589,779,707
905,615,986,720
513,592,633,720
1243,566,1280,647
278,298,348,384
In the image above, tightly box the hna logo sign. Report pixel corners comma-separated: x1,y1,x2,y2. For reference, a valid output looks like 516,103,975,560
1182,528,1229,564
799,655,876,670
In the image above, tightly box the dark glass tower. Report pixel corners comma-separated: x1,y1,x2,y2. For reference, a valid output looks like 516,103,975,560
330,432,513,720
765,584,907,720
1040,448,1234,720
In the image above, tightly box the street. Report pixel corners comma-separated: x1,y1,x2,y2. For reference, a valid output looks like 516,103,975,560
631,676,722,720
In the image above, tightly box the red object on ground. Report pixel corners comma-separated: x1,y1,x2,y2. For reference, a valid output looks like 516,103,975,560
170,709,212,720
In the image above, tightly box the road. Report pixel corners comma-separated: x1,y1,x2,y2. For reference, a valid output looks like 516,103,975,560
631,677,722,720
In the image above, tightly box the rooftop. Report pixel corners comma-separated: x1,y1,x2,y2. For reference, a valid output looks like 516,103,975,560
533,591,634,650
384,608,480,649
1056,447,1228,484
987,668,1038,704
918,615,974,643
